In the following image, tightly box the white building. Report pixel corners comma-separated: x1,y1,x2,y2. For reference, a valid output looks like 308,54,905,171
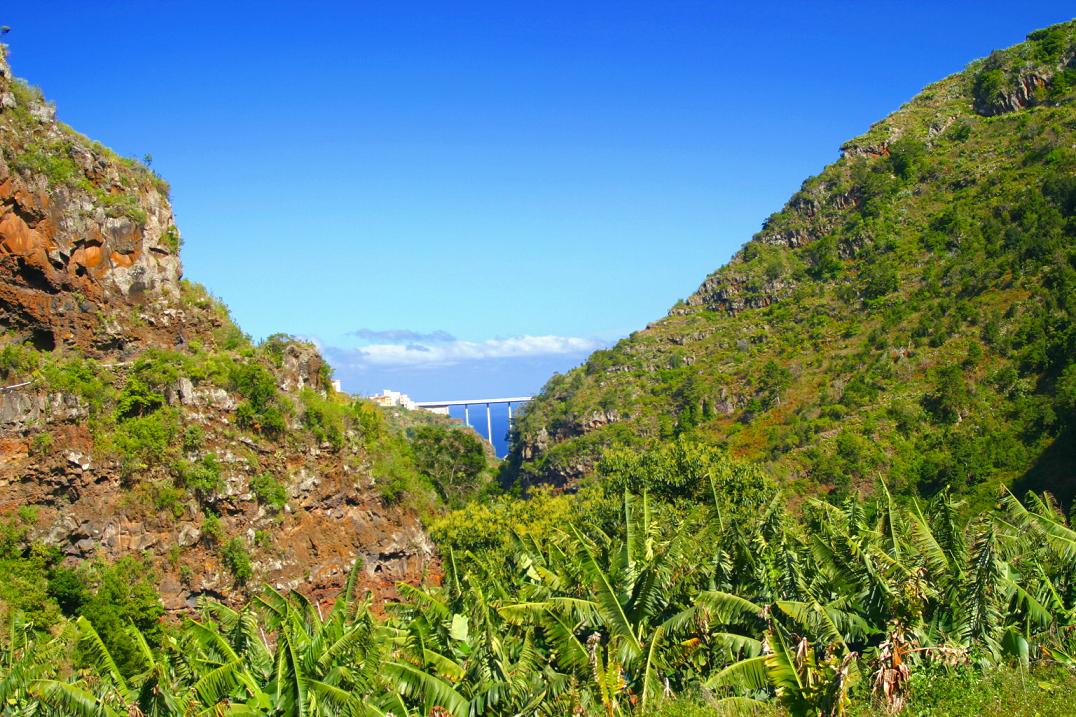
368,389,417,411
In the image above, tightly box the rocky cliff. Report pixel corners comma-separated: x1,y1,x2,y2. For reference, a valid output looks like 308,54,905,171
0,46,449,612
0,50,182,355
508,21,1076,506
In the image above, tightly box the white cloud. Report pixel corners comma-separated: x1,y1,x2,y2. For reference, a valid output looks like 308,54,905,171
327,334,600,368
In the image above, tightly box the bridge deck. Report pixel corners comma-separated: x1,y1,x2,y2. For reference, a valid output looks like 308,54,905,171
414,396,531,407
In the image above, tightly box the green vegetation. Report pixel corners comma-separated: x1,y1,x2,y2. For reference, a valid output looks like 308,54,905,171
174,453,223,502
181,424,204,453
73,557,164,676
1,69,168,224
6,77,44,127
161,224,181,254
411,423,490,506
426,485,574,560
179,280,253,354
0,319,481,580
220,537,253,584
39,357,112,417
11,139,148,223
260,332,293,367
232,362,288,438
150,480,187,519
0,341,39,379
850,663,1076,717
253,529,272,548
0,511,164,679
29,431,52,456
510,20,1076,510
971,23,1076,114
102,191,147,223
0,512,62,628
352,400,436,507
300,388,347,449
109,408,181,476
200,511,223,545
13,140,83,186
3,440,1076,715
249,471,287,510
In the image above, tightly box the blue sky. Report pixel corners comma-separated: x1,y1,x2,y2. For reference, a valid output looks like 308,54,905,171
2,2,1073,399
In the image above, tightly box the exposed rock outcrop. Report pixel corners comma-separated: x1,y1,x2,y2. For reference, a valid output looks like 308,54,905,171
278,341,327,392
974,67,1052,116
0,47,181,354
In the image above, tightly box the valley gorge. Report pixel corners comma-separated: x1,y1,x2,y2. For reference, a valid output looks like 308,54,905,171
1,16,1075,717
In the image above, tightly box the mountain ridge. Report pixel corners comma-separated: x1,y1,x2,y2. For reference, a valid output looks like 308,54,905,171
507,20,1076,508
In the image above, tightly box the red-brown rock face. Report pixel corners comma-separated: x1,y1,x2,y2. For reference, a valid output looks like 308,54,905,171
0,47,181,354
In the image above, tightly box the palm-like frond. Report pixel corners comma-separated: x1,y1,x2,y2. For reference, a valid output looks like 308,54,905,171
192,658,249,707
909,499,950,577
704,654,770,692
383,659,470,717
181,618,242,666
711,632,765,657
775,600,868,647
305,677,367,716
74,616,128,694
31,679,123,717
694,591,764,624
569,525,643,657
1003,490,1076,564
638,625,666,713
959,521,1003,647
274,629,308,717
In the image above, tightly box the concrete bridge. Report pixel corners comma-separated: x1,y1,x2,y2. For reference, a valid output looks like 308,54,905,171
414,396,531,446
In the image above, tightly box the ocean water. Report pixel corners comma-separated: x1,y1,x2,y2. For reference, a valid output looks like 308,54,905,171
444,402,515,458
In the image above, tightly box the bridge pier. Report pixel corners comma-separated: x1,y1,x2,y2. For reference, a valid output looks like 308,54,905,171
411,397,533,456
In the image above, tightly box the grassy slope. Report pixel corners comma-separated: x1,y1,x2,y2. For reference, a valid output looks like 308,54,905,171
509,21,1076,509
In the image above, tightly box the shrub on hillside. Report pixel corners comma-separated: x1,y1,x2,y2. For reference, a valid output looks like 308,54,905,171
75,557,164,677
174,453,223,502
231,363,287,438
300,389,346,450
200,512,223,545
250,472,287,510
110,408,181,474
40,357,112,416
598,438,778,513
410,424,489,507
221,538,252,585
0,342,40,379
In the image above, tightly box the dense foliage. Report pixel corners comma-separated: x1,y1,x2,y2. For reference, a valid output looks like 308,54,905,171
3,441,1076,716
411,424,491,507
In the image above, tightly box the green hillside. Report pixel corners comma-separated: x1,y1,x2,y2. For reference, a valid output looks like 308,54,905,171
508,21,1076,508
